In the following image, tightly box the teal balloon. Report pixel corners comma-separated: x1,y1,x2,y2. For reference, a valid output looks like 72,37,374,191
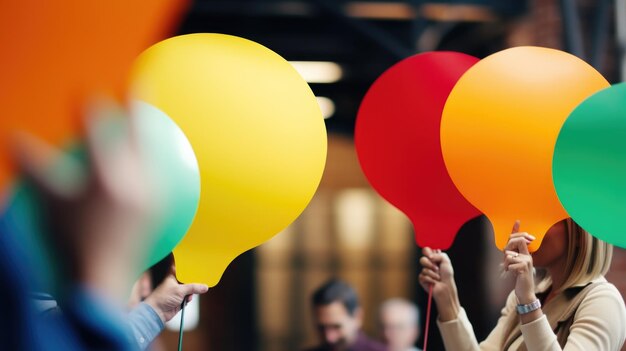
553,83,626,249
132,101,200,269
0,102,199,282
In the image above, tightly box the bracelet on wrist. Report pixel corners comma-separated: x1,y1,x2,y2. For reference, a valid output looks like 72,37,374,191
516,299,541,315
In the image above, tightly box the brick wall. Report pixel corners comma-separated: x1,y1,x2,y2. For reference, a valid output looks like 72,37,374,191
607,247,626,297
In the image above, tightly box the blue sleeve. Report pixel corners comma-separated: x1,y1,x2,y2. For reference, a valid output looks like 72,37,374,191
128,302,165,350
63,288,137,351
1,211,134,351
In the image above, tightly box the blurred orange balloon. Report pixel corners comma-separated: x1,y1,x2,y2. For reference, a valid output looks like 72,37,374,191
440,46,609,252
0,0,187,200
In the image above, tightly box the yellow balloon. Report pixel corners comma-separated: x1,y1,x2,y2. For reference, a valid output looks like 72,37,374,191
130,34,327,286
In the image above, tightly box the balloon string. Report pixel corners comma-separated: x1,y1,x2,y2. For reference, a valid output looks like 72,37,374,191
178,295,189,351
423,284,433,351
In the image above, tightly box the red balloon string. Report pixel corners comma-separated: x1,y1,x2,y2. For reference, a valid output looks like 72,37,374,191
423,284,433,351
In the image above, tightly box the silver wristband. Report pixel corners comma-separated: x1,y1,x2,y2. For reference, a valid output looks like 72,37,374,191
516,299,541,315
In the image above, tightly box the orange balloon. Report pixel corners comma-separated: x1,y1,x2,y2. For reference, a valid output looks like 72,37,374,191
441,46,609,251
0,0,187,200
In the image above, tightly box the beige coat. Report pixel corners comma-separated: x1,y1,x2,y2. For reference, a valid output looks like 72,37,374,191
437,277,626,351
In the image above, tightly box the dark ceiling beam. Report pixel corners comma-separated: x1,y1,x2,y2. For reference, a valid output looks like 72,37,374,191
559,0,585,59
312,0,416,60
558,0,615,73
590,0,612,70
617,0,626,81
190,0,318,17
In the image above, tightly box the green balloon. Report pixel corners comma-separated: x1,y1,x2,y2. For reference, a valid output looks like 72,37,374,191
132,101,200,269
553,83,626,249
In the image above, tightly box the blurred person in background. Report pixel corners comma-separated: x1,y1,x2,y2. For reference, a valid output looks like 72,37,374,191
305,278,385,351
378,298,421,351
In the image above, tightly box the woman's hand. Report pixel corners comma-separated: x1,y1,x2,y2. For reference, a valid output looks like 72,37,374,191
419,248,454,296
503,221,537,305
419,247,460,321
144,266,209,323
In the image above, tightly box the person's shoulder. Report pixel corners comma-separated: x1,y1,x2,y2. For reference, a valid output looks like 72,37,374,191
358,335,386,351
585,279,624,302
577,279,626,319
573,279,626,346
370,342,387,351
360,343,386,351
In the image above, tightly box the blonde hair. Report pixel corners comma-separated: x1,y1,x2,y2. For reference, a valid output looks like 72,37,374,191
539,218,613,292
501,219,614,349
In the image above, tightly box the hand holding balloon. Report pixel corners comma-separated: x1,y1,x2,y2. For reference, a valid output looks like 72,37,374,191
357,53,480,351
502,221,536,305
418,248,460,322
144,265,208,323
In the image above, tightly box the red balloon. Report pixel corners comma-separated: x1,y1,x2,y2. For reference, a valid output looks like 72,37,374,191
355,52,481,249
